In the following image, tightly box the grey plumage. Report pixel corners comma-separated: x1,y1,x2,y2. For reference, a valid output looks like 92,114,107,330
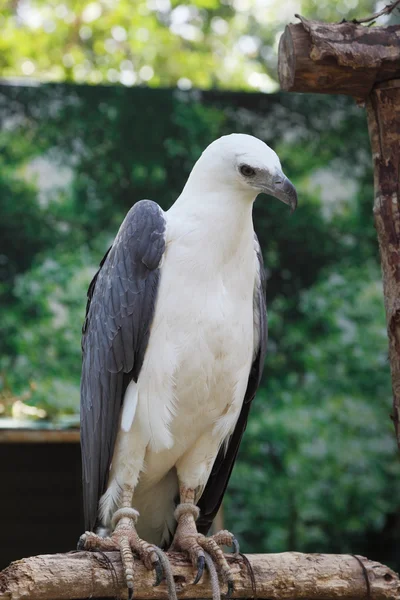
80,200,166,532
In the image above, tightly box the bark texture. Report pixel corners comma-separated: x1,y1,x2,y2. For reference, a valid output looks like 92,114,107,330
278,17,400,98
367,80,400,448
0,551,399,600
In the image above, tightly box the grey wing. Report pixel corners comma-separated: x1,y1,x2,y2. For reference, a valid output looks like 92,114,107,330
80,200,166,532
197,234,267,534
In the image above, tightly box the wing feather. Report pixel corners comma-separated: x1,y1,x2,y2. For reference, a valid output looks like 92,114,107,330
80,200,166,531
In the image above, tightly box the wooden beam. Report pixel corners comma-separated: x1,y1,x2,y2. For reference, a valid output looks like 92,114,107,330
0,551,398,600
278,18,400,99
0,429,80,444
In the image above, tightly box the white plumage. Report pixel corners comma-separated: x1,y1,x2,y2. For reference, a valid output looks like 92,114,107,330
92,133,296,547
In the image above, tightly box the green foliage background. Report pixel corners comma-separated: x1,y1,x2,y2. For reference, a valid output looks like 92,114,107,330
1,0,400,573
1,0,383,90
0,82,399,568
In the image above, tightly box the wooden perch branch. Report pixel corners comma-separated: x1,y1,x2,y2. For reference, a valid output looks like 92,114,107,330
278,17,400,98
0,551,399,600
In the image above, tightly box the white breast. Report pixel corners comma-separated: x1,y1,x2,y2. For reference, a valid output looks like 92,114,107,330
134,208,257,460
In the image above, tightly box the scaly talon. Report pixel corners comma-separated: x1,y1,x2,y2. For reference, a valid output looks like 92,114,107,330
151,545,178,600
226,579,235,597
172,501,237,599
193,555,205,584
153,560,164,586
231,536,240,557
77,511,176,600
77,534,86,551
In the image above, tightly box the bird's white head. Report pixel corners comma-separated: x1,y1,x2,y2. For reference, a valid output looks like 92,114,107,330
185,133,297,211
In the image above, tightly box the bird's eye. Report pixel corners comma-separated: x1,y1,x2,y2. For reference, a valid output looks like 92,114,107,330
239,164,256,177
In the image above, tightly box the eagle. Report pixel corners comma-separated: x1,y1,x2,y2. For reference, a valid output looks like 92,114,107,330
78,133,297,599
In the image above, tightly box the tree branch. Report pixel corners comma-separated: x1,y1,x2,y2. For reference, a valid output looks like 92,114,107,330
351,0,400,25
0,551,399,600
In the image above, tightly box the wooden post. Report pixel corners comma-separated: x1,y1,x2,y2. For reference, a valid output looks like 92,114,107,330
0,551,399,600
278,14,400,448
367,80,400,444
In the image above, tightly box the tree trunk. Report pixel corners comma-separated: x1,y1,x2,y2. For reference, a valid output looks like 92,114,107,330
0,551,399,600
366,79,400,448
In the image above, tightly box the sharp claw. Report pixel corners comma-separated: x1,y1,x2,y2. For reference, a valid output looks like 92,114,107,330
226,579,235,598
128,584,134,600
77,534,86,551
231,536,240,556
193,555,205,584
153,560,164,586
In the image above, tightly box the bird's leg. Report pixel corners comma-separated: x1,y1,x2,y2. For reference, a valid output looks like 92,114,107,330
78,485,163,599
171,486,239,597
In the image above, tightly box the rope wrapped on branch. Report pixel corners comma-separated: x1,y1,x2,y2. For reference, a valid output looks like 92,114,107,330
0,551,399,600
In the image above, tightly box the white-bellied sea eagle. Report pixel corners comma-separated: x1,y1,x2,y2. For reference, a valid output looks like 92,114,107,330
78,133,297,599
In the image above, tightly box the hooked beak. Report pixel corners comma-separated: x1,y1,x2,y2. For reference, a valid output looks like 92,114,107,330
263,170,298,213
